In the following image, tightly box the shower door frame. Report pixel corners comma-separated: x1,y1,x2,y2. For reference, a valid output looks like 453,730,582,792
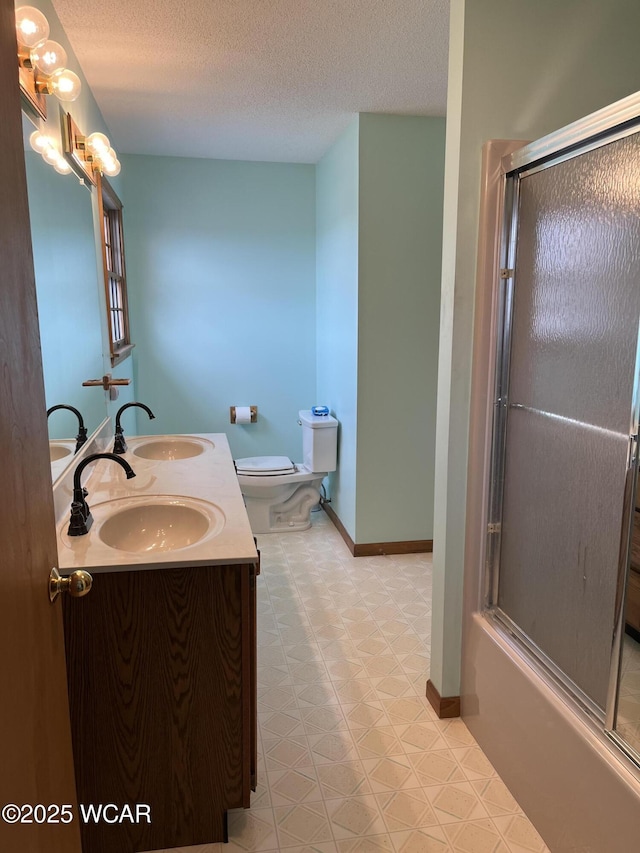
483,92,640,763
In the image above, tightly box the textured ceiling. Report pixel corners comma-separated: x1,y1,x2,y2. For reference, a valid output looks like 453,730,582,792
51,0,449,163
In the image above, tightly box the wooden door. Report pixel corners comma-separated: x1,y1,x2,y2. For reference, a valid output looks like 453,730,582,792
0,1,81,850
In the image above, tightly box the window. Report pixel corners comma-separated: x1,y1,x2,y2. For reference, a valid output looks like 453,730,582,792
97,173,133,365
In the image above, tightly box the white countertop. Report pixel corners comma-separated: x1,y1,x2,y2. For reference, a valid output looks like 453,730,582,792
54,432,258,574
50,439,77,484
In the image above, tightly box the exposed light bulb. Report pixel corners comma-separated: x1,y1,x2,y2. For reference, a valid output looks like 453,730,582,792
29,130,52,153
30,130,72,178
86,132,110,156
102,158,121,177
29,130,71,178
15,6,49,49
42,145,60,165
99,146,117,170
53,158,72,175
84,131,120,177
48,68,81,102
30,40,67,77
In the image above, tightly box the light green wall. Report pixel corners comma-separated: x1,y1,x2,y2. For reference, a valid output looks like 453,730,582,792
431,0,640,696
356,114,445,543
316,119,360,538
121,154,317,458
316,115,445,545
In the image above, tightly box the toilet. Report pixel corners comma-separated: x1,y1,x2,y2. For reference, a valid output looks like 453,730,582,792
235,410,338,533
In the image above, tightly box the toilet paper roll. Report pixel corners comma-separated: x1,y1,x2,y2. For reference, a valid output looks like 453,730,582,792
234,406,253,424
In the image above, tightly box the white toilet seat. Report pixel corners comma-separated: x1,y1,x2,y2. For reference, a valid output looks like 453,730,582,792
237,465,321,490
235,455,296,476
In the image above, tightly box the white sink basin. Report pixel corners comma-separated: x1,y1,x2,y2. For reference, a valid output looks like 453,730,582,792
132,437,210,461
95,496,225,553
50,442,73,462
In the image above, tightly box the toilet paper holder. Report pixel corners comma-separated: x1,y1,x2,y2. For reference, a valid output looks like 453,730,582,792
230,405,258,424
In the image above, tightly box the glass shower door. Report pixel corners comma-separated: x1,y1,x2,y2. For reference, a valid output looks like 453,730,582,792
490,130,640,714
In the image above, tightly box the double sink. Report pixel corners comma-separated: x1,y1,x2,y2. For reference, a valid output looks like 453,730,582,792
55,432,256,573
88,437,221,554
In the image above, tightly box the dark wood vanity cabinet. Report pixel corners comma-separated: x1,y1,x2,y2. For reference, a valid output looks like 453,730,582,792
62,560,258,853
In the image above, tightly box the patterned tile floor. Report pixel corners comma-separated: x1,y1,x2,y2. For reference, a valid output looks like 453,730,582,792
148,511,549,853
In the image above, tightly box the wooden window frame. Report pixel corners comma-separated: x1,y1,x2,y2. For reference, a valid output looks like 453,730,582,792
96,173,134,366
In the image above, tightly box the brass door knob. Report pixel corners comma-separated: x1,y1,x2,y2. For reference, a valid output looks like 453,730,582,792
49,567,93,603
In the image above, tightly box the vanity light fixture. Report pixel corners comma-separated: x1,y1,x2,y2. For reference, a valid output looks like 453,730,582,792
29,129,72,175
63,113,121,185
84,132,122,177
15,6,81,120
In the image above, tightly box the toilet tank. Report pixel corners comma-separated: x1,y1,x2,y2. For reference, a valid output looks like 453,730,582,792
299,410,338,473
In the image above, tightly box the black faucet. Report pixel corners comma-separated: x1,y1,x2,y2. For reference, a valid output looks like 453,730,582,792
113,402,156,454
46,404,88,453
68,453,136,537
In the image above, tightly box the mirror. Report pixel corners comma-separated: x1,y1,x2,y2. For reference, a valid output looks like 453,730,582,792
22,114,108,478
